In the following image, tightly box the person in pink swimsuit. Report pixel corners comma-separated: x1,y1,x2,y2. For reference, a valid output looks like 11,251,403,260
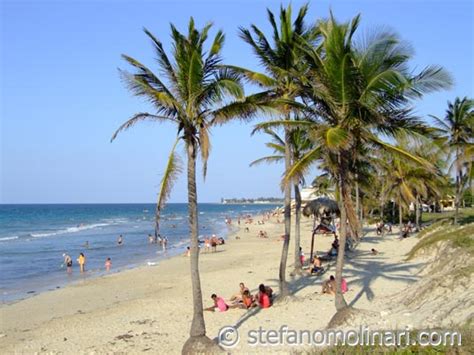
204,294,229,312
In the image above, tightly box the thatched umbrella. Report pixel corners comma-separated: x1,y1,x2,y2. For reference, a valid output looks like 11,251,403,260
303,198,340,261
303,198,340,218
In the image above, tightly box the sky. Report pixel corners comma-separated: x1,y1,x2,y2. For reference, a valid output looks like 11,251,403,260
1,0,473,204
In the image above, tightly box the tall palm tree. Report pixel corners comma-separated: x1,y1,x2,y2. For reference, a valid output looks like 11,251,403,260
231,3,318,297
111,19,271,352
250,127,312,274
281,14,451,310
431,97,474,224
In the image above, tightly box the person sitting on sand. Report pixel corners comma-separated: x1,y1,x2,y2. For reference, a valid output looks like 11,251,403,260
63,253,72,273
77,253,86,273
322,275,348,295
105,257,112,271
117,235,124,246
184,247,191,257
376,222,385,235
230,282,249,302
371,248,379,255
204,294,229,312
310,256,323,274
257,284,272,308
322,275,336,295
240,290,257,309
327,235,339,257
245,227,250,233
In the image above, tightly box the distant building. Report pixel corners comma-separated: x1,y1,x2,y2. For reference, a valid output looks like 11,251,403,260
300,187,335,202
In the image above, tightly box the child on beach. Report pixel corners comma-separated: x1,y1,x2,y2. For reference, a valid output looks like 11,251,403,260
105,257,112,271
299,247,305,266
77,253,86,273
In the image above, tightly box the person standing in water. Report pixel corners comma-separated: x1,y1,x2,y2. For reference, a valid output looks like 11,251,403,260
63,253,72,273
117,235,124,246
77,253,86,273
105,257,112,271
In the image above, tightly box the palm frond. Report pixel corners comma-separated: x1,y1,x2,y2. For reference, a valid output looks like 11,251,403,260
249,155,284,167
155,138,183,235
111,113,176,142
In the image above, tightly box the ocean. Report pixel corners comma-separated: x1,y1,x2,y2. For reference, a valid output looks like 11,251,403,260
0,203,279,303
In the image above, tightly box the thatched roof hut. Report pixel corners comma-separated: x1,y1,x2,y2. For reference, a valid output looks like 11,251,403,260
303,198,340,218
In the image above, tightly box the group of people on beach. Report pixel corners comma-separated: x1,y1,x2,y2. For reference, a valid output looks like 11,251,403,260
205,282,273,312
147,233,168,250
183,234,225,256
61,232,169,274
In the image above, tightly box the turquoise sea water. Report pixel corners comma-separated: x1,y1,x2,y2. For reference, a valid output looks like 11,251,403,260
0,203,278,302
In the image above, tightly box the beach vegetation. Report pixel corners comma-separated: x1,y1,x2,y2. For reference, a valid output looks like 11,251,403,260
111,18,274,353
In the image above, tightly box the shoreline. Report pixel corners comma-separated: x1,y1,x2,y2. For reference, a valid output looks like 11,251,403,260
1,220,244,306
0,212,426,353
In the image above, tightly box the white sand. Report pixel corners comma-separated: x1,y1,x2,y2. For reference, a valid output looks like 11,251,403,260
0,214,427,353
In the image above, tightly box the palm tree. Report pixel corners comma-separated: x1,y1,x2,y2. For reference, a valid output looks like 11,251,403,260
250,127,312,274
431,97,474,224
111,19,271,352
232,3,318,297
281,13,451,310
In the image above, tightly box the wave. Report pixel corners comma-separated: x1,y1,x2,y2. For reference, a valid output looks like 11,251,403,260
0,236,19,242
30,223,111,238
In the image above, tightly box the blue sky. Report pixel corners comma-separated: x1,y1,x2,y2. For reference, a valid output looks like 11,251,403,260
1,0,473,203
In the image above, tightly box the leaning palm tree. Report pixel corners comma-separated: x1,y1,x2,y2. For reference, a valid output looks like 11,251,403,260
280,13,452,311
232,3,318,297
250,127,312,274
431,97,474,224
111,19,271,353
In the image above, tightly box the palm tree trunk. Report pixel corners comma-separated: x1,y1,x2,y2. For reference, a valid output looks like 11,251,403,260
186,142,206,338
335,168,349,311
399,200,403,237
344,190,359,240
415,196,420,230
293,183,302,273
279,127,292,297
380,194,384,221
355,179,360,220
392,201,395,224
454,147,461,225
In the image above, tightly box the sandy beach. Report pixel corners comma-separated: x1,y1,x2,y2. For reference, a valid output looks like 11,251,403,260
0,212,434,354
